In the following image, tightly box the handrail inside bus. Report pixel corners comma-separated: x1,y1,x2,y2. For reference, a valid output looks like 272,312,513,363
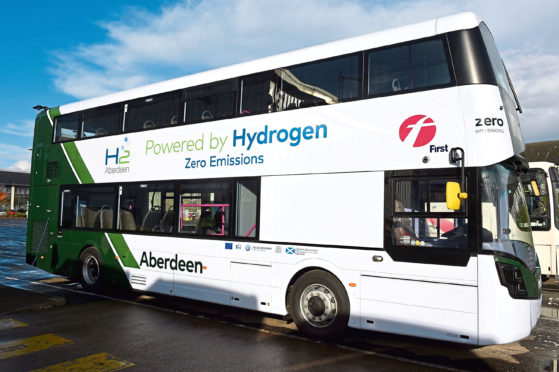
274,68,338,104
245,224,256,237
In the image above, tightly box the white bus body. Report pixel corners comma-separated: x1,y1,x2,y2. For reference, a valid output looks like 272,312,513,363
524,161,559,280
28,12,541,346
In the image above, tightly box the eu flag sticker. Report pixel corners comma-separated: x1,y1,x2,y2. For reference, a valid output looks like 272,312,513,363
225,243,233,250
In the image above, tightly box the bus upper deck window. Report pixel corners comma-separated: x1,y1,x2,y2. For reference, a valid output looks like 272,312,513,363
184,81,236,124
125,91,182,132
277,54,361,110
368,38,451,96
81,105,121,138
54,113,80,142
240,72,279,115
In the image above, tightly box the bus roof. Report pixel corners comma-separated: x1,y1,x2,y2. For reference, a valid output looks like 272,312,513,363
530,161,558,168
58,12,482,115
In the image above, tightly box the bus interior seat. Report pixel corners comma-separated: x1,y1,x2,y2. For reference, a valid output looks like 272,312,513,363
78,207,98,228
392,78,401,91
143,120,156,129
201,111,213,120
141,209,162,232
160,208,174,232
170,115,179,125
76,211,84,228
95,127,108,136
212,209,226,234
197,207,214,234
119,209,137,231
99,205,113,229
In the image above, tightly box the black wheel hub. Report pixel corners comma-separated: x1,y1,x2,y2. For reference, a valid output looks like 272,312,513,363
308,295,326,317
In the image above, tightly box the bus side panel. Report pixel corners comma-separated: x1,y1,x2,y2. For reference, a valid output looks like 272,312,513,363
27,185,59,273
359,274,478,344
69,87,475,184
536,244,553,275
27,112,53,265
230,261,272,311
358,252,478,344
460,85,515,167
120,235,231,305
116,234,362,318
27,110,81,274
259,171,380,321
259,172,384,248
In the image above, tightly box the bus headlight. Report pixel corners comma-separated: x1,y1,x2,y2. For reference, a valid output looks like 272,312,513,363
496,262,528,299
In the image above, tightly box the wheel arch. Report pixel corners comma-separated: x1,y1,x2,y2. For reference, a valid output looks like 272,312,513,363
67,243,100,280
285,266,354,338
285,266,342,308
76,244,104,292
282,259,357,316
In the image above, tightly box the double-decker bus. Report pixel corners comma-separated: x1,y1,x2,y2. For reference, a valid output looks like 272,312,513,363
27,12,541,345
522,161,559,281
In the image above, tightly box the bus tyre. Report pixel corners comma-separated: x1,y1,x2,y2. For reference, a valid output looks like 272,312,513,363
289,270,350,339
78,247,103,292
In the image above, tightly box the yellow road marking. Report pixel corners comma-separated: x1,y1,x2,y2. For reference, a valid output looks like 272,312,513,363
0,334,72,360
0,318,28,331
39,278,71,284
30,352,134,371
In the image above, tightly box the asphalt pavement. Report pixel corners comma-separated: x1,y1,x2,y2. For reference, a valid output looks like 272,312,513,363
0,284,65,315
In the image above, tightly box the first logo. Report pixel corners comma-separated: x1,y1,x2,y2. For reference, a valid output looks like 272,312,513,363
399,115,436,148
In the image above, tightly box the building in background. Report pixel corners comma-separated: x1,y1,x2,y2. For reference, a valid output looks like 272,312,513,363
0,170,30,213
526,141,559,164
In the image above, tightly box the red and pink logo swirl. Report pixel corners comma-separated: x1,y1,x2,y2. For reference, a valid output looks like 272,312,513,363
399,115,436,147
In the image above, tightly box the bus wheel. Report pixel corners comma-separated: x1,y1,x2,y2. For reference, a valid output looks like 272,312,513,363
289,270,349,339
541,275,550,282
78,247,103,292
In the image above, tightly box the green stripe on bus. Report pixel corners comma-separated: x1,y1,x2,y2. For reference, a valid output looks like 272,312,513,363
62,142,94,184
48,106,60,121
107,233,140,269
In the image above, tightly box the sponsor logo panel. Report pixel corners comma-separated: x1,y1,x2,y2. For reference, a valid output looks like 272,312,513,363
102,124,329,176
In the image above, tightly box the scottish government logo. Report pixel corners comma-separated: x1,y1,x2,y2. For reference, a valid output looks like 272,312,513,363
399,115,436,147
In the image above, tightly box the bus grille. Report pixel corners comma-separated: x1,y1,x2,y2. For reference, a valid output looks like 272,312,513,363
31,220,50,255
46,161,58,180
130,275,146,286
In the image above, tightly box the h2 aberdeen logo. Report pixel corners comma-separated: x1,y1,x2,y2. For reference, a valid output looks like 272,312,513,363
399,114,448,153
104,137,131,174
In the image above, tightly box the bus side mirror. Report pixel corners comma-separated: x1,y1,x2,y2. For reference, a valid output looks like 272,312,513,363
446,181,468,210
530,180,540,197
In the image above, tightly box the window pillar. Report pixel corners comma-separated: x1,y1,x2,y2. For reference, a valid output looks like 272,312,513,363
10,185,15,210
